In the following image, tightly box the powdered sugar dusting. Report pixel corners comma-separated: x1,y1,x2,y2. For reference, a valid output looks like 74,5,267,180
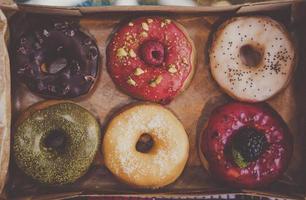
104,104,188,187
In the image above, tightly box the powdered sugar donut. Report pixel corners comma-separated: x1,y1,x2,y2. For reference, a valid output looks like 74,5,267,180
103,103,189,188
107,17,195,104
210,16,296,102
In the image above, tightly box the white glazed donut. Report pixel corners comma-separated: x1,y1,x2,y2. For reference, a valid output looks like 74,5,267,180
103,103,189,189
210,16,296,102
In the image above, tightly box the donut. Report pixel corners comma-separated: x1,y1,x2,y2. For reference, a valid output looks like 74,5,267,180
199,102,292,188
103,103,189,188
209,16,296,102
12,18,100,99
13,101,100,185
107,17,195,104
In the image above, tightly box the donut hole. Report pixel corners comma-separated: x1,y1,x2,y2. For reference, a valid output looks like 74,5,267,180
152,50,162,60
40,32,84,75
140,40,165,66
239,44,262,67
40,41,70,75
41,57,68,75
230,127,268,167
43,129,68,152
136,133,154,153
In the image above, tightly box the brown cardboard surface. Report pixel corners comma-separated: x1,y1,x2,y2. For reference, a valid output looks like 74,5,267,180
0,0,17,11
0,8,11,197
1,0,302,15
1,0,306,199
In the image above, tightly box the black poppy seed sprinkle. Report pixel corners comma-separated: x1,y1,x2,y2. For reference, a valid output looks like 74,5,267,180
212,17,295,101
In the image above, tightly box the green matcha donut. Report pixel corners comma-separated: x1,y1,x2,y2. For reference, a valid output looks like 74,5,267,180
13,101,100,185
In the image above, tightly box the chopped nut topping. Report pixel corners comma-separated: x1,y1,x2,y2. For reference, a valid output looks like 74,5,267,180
140,31,148,37
126,35,134,42
182,57,188,64
127,77,137,86
117,48,128,58
165,19,171,24
161,19,171,28
129,49,136,58
43,29,50,37
147,18,153,23
48,58,68,74
142,22,149,31
168,64,178,73
134,68,145,76
40,63,48,73
84,75,95,82
149,75,163,87
128,22,134,27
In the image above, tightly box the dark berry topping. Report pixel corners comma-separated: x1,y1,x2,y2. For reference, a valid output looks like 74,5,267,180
232,127,268,166
140,40,165,66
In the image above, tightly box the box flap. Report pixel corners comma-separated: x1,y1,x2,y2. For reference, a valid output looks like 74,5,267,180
0,8,11,197
237,0,301,13
13,4,82,16
0,0,17,10
6,0,301,16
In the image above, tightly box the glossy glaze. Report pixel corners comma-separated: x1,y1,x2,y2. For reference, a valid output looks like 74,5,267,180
12,19,100,99
107,17,194,104
201,102,292,188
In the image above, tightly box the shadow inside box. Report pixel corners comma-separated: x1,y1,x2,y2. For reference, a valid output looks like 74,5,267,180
73,196,271,199
7,165,220,197
7,162,305,199
13,0,275,6
14,0,113,6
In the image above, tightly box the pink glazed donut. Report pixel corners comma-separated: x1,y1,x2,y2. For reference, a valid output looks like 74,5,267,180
199,102,293,188
107,17,195,104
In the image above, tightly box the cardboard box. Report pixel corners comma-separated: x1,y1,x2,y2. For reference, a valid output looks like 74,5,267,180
1,0,306,199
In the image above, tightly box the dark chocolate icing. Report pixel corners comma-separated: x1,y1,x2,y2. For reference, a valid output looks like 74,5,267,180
11,15,100,99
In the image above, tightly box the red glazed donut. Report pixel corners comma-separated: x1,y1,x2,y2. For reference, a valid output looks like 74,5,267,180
107,17,195,104
199,102,292,188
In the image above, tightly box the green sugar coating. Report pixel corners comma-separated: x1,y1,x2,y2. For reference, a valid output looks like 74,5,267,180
13,102,101,185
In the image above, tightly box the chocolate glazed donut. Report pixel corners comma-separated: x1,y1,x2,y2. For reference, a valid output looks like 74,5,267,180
11,15,100,99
